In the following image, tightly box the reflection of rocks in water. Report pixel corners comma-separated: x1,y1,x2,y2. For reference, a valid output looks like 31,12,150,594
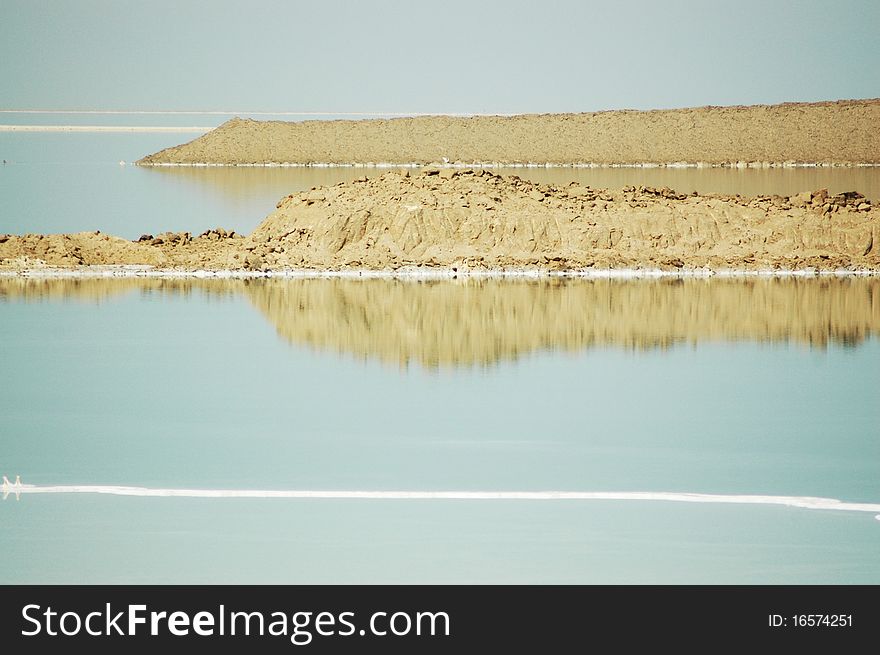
2,276,877,366
144,164,880,205
243,277,880,367
0,277,244,303
142,165,371,203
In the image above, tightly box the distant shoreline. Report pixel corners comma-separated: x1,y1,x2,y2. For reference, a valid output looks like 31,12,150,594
137,160,880,169
138,99,880,166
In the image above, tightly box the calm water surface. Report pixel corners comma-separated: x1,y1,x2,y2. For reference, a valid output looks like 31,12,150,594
1,124,878,583
1,127,879,239
1,277,878,583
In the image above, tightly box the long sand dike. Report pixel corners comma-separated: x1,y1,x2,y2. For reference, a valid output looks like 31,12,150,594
137,100,880,166
1,170,877,272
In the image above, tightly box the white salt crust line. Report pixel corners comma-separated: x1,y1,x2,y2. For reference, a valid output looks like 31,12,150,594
0,111,501,117
135,161,879,168
0,125,212,132
2,267,879,280
4,484,880,518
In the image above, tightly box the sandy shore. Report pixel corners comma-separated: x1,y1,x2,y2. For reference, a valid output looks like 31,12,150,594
137,100,880,166
1,170,877,273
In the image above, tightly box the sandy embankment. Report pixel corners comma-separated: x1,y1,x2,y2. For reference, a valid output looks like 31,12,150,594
3,277,878,366
0,170,877,272
137,100,880,167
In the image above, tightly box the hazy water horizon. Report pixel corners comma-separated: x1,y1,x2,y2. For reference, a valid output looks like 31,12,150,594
2,130,879,240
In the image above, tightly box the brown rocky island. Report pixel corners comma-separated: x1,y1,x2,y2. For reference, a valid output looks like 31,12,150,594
1,169,877,273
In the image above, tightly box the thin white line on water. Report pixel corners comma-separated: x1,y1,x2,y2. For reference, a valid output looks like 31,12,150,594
4,484,880,518
0,125,212,132
0,110,502,117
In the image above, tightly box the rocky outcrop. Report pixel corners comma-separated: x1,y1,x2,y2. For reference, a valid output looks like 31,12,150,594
241,170,879,271
1,171,877,272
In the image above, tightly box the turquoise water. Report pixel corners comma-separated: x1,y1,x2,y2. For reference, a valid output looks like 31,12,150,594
1,278,878,583
2,128,879,239
1,127,879,583
6,497,878,584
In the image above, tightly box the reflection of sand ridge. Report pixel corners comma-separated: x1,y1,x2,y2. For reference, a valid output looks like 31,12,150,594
0,277,240,303
146,165,880,203
244,278,880,366
2,277,877,366
142,165,366,203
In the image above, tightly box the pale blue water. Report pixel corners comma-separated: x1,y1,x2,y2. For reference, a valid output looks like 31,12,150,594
2,124,879,239
1,125,878,583
6,497,878,584
1,279,878,583
5,285,878,495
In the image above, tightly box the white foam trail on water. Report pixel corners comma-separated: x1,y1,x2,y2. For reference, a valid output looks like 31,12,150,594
6,485,880,516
